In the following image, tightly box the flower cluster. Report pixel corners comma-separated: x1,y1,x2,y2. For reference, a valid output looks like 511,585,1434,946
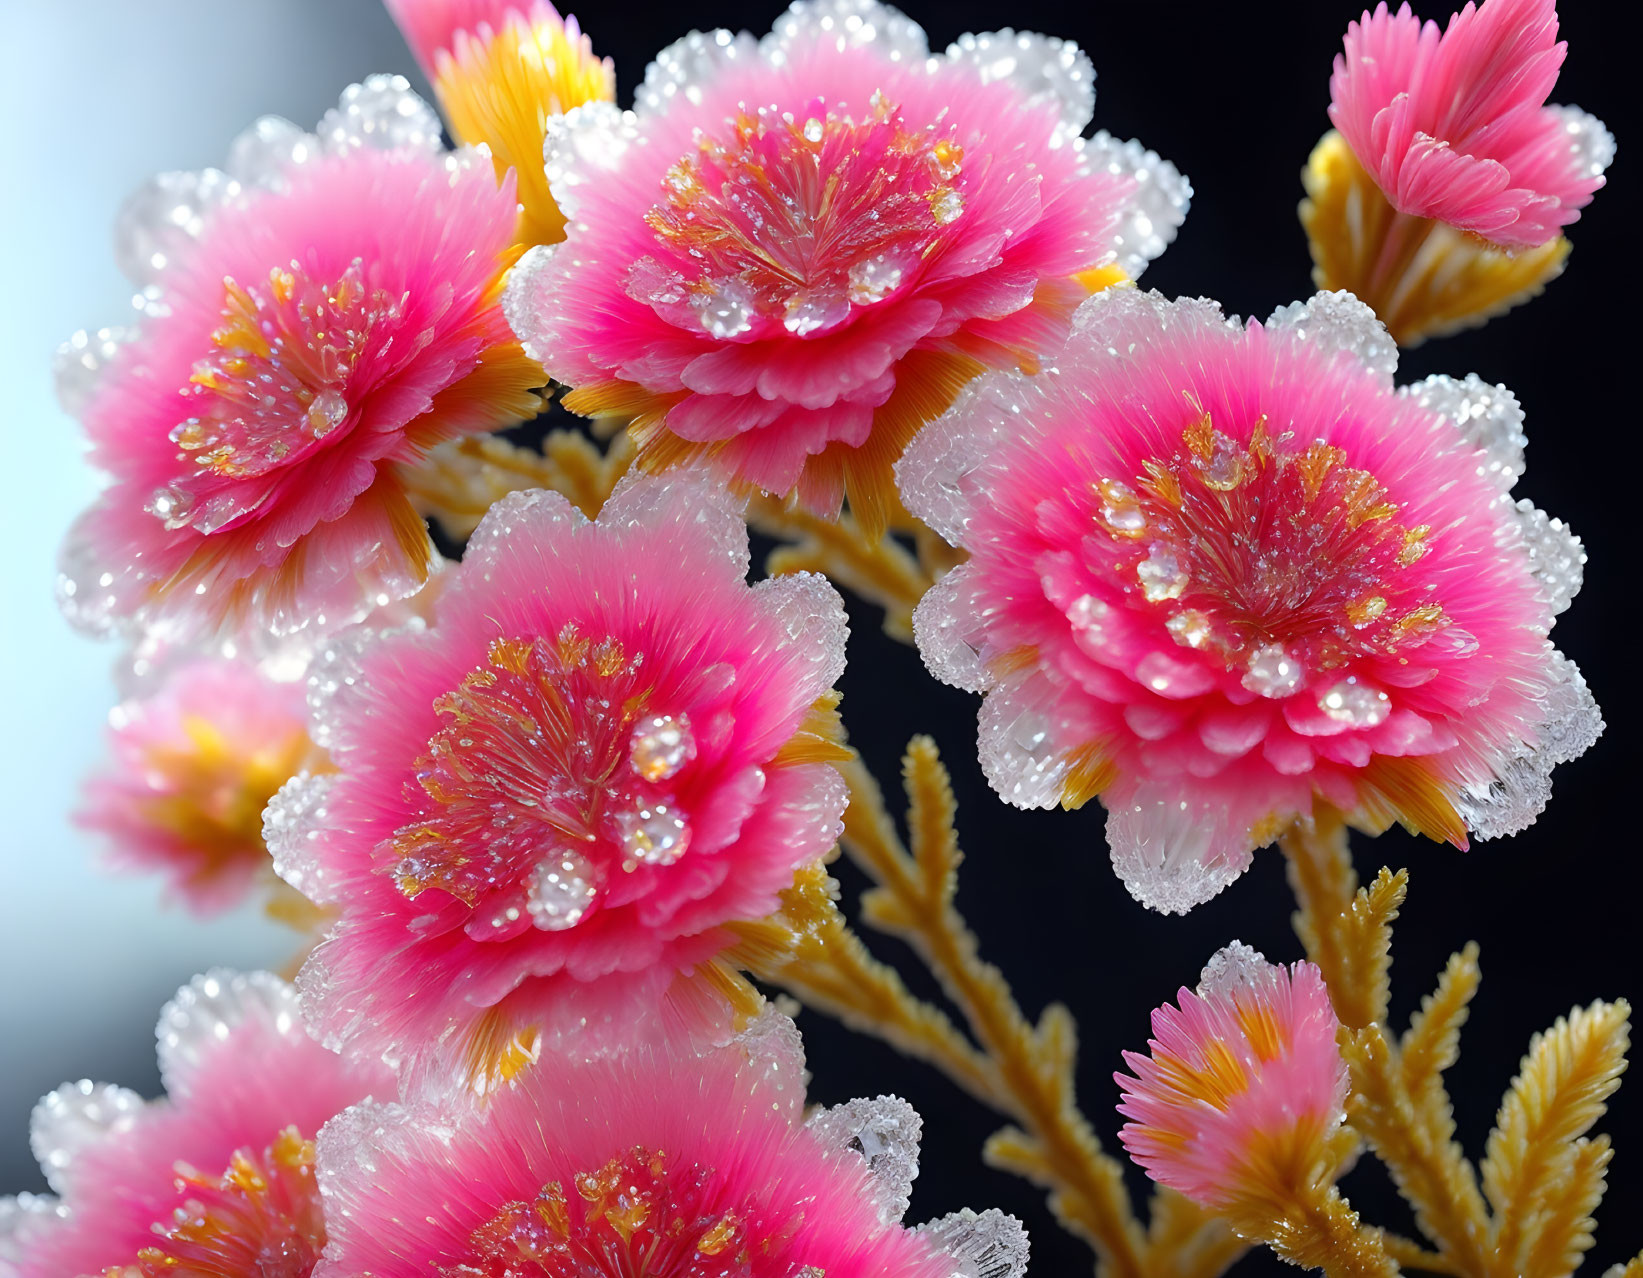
18,0,1622,1275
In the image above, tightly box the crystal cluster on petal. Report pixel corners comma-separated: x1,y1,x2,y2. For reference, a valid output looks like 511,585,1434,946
76,656,315,914
0,971,392,1278
57,79,543,648
282,474,851,1071
385,0,616,246
504,0,1189,530
897,288,1599,912
314,1011,1027,1278
1116,944,1348,1209
1329,0,1612,248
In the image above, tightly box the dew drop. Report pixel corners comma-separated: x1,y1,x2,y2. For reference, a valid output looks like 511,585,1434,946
1318,679,1391,727
1165,609,1213,649
695,279,756,339
306,388,348,436
616,802,690,867
847,253,906,305
1242,643,1303,698
629,714,694,782
1137,544,1189,601
526,852,598,931
929,188,965,225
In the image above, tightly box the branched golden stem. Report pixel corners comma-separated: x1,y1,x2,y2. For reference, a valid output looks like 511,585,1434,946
744,497,939,642
404,429,636,536
1280,816,1491,1278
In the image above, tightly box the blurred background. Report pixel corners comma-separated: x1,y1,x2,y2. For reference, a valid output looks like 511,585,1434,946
0,2,1633,1274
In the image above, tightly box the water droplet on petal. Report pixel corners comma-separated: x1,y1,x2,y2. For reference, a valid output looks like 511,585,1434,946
1242,643,1303,698
1137,544,1188,601
629,714,694,782
526,852,599,931
616,801,690,867
1166,609,1213,649
1318,679,1391,727
306,388,347,436
783,287,850,336
929,188,965,225
847,253,907,305
695,279,756,339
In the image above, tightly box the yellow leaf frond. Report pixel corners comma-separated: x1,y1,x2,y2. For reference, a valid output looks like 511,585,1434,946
1483,999,1631,1276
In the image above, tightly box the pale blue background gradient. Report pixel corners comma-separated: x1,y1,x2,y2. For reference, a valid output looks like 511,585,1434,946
0,0,426,1192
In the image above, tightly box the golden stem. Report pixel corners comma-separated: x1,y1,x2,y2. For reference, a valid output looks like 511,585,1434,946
828,746,1154,1278
1280,819,1491,1278
1261,1187,1401,1278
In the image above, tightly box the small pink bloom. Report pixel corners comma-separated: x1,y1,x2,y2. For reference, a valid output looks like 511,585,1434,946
272,475,850,1071
0,971,393,1277
1328,0,1613,248
56,78,542,648
314,1011,1027,1278
76,657,314,915
1116,944,1349,1208
898,289,1600,912
504,0,1188,529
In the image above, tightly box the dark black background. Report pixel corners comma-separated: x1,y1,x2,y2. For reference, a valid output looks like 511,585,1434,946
13,3,1638,1274
581,1,1638,1274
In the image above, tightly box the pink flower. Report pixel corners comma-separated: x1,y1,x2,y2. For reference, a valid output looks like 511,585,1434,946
1116,943,1349,1209
382,0,615,247
504,0,1188,531
56,78,543,648
271,474,850,1073
313,1011,1027,1278
76,657,315,914
897,288,1601,912
1328,0,1613,249
0,971,393,1277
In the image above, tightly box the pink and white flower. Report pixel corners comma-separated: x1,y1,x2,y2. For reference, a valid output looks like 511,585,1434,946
77,656,316,915
272,474,850,1072
1329,0,1612,248
0,971,392,1278
56,78,542,648
1116,944,1349,1209
897,288,1600,912
313,1010,1027,1278
504,0,1189,530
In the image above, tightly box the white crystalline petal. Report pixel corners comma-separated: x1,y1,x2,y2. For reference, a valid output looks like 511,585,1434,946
226,115,317,188
945,30,1094,142
1197,941,1270,999
636,28,758,115
977,679,1067,810
895,370,1028,545
733,1008,810,1117
314,1098,423,1209
56,506,141,640
113,167,241,286
1513,499,1584,616
911,562,994,693
157,969,302,1097
1403,373,1526,492
1457,651,1602,840
1080,131,1192,279
751,571,850,693
807,1095,922,1224
0,1194,68,1266
1106,795,1253,914
264,772,340,905
29,1082,145,1195
602,473,751,579
317,75,444,154
503,241,563,367
463,485,587,574
1267,290,1398,382
52,326,135,417
543,102,640,223
917,1208,1030,1278
763,0,931,66
1548,104,1616,180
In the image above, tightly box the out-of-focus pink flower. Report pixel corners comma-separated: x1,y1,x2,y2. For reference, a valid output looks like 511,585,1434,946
0,971,393,1277
271,475,850,1074
898,288,1600,912
314,1010,1027,1278
1328,0,1612,249
1115,944,1348,1209
383,0,615,247
76,657,314,915
56,78,542,648
504,0,1189,532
